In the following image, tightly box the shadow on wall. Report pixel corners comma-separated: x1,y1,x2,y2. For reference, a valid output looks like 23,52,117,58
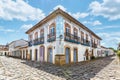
21,55,114,80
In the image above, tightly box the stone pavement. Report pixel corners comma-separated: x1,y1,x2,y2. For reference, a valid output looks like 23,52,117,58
90,57,120,80
0,55,119,80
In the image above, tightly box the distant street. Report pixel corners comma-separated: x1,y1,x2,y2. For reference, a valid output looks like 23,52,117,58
0,55,119,80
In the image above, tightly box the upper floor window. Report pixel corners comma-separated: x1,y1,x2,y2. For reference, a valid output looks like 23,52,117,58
34,32,38,39
94,39,95,44
40,29,44,37
66,27,70,33
74,28,78,36
50,27,55,34
86,34,88,42
65,22,71,34
29,35,32,41
49,23,56,36
81,31,84,43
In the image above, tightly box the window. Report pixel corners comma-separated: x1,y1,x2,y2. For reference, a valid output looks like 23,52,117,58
50,27,55,35
65,22,71,34
86,34,88,42
65,27,70,37
49,23,55,36
35,32,38,39
29,35,32,41
74,28,78,36
40,29,44,37
66,27,70,33
81,31,84,43
74,28,78,41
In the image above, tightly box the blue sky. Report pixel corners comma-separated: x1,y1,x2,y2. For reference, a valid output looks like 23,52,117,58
0,0,120,49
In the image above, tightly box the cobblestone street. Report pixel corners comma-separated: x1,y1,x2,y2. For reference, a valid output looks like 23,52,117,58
0,55,119,80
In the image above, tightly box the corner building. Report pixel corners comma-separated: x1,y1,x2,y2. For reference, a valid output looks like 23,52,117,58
26,8,102,64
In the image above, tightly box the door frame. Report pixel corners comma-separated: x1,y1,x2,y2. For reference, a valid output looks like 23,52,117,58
30,50,32,60
73,48,78,63
65,47,71,64
34,49,38,61
85,49,89,60
40,46,45,62
47,47,53,63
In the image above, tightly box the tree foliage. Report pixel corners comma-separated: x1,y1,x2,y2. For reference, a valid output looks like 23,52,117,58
117,50,120,58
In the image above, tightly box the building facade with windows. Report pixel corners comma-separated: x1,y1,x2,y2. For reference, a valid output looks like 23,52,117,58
8,39,28,58
26,8,102,64
0,45,9,56
101,46,114,57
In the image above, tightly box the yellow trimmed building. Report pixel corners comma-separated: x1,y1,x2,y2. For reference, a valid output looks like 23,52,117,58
26,8,102,65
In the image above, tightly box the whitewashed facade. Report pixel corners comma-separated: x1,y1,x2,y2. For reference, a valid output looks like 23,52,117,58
101,46,114,57
26,9,102,64
0,45,9,56
8,39,28,58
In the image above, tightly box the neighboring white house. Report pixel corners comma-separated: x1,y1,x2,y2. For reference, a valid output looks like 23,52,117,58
8,39,28,58
0,45,9,56
26,8,102,65
101,46,114,57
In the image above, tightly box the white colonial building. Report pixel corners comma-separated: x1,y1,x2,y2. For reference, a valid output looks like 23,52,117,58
101,46,114,57
0,45,9,56
8,39,28,59
26,8,102,65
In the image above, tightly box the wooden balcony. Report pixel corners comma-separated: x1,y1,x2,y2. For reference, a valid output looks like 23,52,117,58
47,32,56,42
64,32,80,44
28,37,44,46
81,39,90,46
92,43,97,48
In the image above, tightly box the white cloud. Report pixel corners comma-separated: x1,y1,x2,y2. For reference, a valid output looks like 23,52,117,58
97,32,120,49
20,24,33,31
53,5,66,11
92,20,102,26
0,26,15,32
89,0,120,20
83,20,102,26
53,5,89,19
72,12,89,19
93,26,120,30
0,0,45,21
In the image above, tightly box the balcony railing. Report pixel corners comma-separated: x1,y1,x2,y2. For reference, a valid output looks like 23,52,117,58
28,37,44,46
81,39,90,46
64,32,80,44
92,43,97,48
47,32,56,42
28,41,32,47
34,37,44,45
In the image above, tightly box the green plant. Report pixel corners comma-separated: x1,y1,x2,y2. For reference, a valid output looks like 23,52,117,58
117,50,120,57
116,50,120,62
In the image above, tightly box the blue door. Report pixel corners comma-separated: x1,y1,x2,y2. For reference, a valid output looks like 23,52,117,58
66,48,70,64
40,46,44,62
73,49,77,63
48,48,53,63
